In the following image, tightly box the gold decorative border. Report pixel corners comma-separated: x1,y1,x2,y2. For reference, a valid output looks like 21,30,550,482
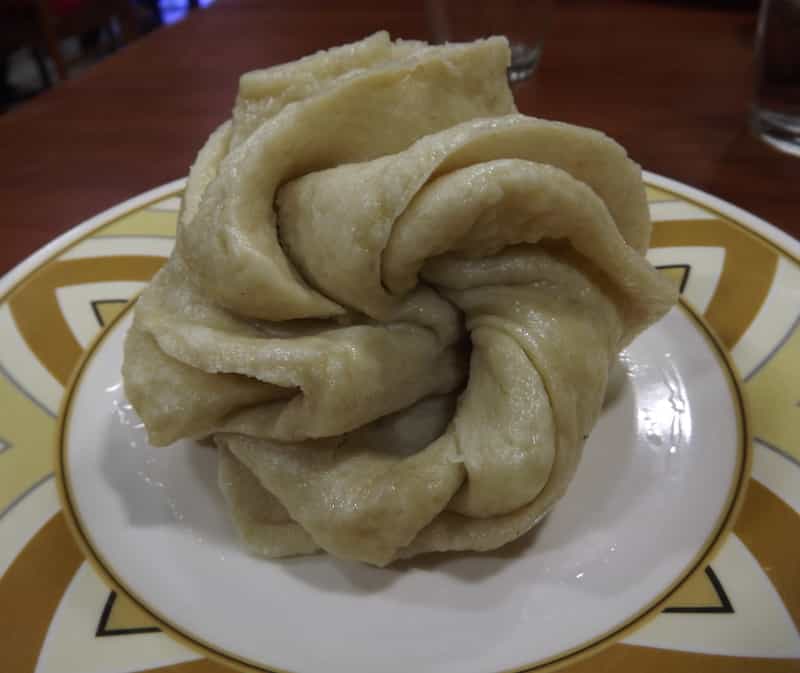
649,182,800,266
54,296,751,673
0,188,183,307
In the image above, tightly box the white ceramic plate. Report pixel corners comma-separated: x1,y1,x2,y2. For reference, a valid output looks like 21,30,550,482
58,297,747,673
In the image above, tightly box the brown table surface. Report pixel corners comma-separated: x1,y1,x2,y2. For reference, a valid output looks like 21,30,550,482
1,0,798,276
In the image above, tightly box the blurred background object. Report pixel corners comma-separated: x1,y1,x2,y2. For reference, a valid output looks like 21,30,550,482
425,0,554,82
751,0,800,156
0,0,214,113
1,0,797,277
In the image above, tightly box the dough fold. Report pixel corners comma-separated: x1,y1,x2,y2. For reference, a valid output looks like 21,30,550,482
122,33,676,566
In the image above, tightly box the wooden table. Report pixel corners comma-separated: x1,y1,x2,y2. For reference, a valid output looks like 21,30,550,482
1,0,797,275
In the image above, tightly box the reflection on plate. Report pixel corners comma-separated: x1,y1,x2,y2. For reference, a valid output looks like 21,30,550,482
57,299,747,673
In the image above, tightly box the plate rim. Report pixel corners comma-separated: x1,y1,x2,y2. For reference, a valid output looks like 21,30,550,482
54,295,752,673
642,172,799,262
0,178,187,305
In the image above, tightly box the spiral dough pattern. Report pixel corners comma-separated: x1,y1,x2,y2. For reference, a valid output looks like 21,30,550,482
122,32,676,566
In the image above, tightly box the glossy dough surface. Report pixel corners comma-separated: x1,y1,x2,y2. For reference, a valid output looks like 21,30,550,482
122,32,677,566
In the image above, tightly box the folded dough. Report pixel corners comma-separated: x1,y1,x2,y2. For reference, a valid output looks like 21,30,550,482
122,33,677,566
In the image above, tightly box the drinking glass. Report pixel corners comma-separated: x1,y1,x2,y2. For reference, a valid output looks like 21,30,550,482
425,0,554,82
752,0,800,156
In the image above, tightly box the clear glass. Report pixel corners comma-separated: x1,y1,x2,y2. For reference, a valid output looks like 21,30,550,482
425,0,554,83
752,0,800,156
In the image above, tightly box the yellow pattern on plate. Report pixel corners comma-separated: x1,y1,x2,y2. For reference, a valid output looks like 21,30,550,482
0,177,797,673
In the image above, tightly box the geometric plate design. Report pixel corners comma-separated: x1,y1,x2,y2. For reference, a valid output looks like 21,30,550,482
662,566,733,614
91,300,129,328
1,174,798,673
96,591,161,637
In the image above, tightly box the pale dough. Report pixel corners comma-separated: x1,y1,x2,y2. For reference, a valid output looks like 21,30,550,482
122,33,677,566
